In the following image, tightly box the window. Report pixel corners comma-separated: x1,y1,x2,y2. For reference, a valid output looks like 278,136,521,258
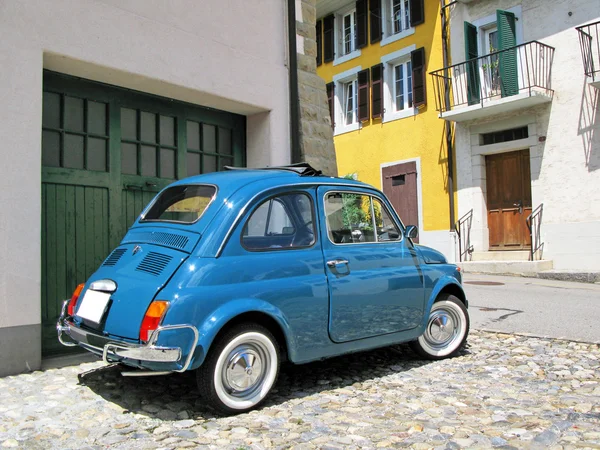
381,46,425,122
324,193,401,244
342,11,356,56
393,61,413,111
242,193,315,250
142,185,215,223
391,0,410,34
333,66,361,135
381,0,415,46
343,79,358,125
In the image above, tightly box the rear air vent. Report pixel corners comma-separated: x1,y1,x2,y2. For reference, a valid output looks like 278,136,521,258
136,252,173,276
103,248,126,267
130,231,190,250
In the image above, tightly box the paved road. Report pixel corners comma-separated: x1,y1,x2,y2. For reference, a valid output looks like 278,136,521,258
464,273,600,343
2,331,600,449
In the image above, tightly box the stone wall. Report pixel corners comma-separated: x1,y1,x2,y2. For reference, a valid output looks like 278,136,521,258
295,0,338,176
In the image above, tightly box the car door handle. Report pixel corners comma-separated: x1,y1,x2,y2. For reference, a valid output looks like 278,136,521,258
327,259,349,268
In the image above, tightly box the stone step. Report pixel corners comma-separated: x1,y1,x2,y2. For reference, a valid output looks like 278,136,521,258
471,251,530,262
457,260,554,276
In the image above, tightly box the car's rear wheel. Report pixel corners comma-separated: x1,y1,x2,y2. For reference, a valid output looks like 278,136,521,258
410,294,469,360
197,323,280,414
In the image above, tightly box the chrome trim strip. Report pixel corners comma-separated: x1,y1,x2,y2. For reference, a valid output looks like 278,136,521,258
215,181,374,257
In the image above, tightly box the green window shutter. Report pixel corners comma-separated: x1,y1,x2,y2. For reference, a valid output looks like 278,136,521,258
497,10,518,97
369,0,382,44
356,0,368,49
464,21,480,105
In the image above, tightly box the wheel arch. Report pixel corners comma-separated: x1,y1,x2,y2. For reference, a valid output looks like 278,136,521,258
422,276,468,330
190,299,294,370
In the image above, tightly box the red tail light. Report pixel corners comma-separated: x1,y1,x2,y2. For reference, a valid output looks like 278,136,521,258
68,283,85,316
140,301,169,342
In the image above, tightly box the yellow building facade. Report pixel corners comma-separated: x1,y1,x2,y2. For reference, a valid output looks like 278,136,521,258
315,0,455,259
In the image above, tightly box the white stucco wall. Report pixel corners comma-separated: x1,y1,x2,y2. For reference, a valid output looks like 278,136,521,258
0,0,291,351
451,0,600,271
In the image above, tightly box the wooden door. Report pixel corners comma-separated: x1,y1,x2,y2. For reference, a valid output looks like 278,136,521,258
41,71,245,356
382,162,419,243
486,150,532,250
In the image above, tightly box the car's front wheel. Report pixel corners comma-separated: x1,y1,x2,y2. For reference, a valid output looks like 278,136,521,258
197,323,280,414
410,294,469,360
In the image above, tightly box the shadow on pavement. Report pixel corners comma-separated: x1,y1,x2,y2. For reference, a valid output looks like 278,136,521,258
77,343,471,420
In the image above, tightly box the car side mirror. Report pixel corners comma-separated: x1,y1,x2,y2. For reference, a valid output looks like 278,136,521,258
405,225,418,240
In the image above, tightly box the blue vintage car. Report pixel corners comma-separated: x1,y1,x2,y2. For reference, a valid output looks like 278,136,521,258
57,164,469,414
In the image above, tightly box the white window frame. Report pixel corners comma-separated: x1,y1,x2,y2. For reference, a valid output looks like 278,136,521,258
381,0,415,47
381,45,417,123
333,65,362,136
333,4,361,66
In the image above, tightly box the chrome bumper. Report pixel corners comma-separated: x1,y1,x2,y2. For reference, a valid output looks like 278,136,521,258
56,300,199,373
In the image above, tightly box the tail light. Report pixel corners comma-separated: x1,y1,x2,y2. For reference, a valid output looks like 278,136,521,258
68,283,85,316
140,301,170,343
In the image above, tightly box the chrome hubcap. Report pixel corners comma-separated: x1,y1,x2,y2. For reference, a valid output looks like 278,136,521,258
222,344,267,397
424,308,460,349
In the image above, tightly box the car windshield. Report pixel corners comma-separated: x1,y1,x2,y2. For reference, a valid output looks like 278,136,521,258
141,184,215,223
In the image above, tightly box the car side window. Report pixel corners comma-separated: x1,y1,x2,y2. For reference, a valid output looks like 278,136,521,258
325,192,401,244
325,193,376,244
242,193,315,250
373,197,401,241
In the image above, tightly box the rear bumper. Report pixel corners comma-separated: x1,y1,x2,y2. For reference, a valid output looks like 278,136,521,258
56,300,198,372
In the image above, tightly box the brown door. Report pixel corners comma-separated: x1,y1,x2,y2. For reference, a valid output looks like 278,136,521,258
486,150,532,250
382,162,419,243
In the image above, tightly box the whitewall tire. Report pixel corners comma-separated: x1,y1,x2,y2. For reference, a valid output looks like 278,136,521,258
410,295,469,360
197,323,280,414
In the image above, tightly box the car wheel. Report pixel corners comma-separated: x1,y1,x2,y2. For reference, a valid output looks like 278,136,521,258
410,294,469,360
197,323,280,414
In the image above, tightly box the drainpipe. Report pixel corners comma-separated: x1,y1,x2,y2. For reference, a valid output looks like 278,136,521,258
441,0,456,231
287,0,301,164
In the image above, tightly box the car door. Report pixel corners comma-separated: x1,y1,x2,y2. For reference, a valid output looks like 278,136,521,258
317,186,425,343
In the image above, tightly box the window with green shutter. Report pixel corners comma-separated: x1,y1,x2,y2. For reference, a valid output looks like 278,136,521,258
497,9,518,97
464,21,480,105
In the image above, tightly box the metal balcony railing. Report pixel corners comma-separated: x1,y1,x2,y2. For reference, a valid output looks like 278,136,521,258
577,20,600,82
430,41,555,113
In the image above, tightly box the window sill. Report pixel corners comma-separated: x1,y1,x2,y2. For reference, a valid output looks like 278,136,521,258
333,50,362,66
383,108,417,124
380,28,415,47
334,122,360,136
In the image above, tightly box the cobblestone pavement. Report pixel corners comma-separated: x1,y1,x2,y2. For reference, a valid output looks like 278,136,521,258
1,331,599,449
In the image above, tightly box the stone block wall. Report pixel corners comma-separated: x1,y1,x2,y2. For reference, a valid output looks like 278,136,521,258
295,0,338,176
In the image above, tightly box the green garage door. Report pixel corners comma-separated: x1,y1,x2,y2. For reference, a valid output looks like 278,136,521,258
41,71,245,356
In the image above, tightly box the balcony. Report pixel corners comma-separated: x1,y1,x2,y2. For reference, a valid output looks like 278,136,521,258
577,20,600,89
430,41,555,122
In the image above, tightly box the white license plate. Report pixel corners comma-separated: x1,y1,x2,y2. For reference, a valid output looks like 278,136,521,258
76,290,111,324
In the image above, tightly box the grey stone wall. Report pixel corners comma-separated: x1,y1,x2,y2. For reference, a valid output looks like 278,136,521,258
296,0,338,176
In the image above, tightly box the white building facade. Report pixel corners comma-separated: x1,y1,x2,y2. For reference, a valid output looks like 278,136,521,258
431,0,600,272
0,0,296,376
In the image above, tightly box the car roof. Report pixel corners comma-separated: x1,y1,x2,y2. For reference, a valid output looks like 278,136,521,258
168,168,371,198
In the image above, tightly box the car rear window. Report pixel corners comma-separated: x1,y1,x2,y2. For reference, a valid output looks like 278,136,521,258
141,185,216,223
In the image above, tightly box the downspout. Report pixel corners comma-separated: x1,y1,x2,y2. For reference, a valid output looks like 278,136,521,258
287,0,301,164
441,0,456,230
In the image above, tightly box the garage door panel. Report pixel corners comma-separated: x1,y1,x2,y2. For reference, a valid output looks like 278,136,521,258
41,70,245,356
42,183,110,356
